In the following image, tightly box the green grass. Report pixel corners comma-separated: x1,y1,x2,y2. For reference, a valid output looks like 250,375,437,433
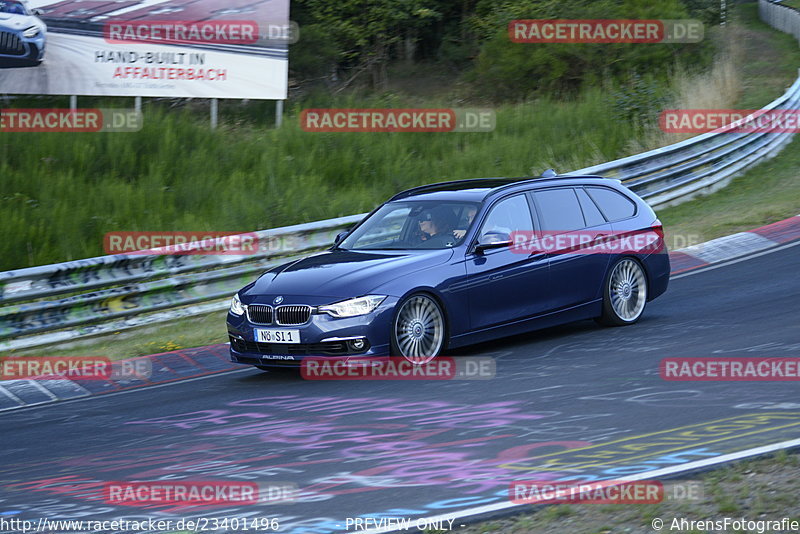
9,309,228,360
733,3,800,109
458,451,800,534
781,0,800,11
0,88,638,271
3,6,796,273
657,2,800,243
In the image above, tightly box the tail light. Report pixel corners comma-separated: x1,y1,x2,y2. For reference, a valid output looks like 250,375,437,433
651,219,666,252
652,219,665,239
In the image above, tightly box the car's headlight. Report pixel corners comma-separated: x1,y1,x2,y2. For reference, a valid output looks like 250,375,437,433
23,26,40,38
319,295,386,318
230,294,246,316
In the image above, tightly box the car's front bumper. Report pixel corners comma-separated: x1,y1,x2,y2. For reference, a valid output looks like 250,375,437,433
226,297,398,367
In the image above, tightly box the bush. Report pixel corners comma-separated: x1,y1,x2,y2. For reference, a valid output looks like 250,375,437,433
470,0,711,100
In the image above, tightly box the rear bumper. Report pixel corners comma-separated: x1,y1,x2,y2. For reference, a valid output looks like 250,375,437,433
644,250,670,300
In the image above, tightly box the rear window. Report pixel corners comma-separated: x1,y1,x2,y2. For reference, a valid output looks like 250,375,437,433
533,188,585,232
586,187,636,221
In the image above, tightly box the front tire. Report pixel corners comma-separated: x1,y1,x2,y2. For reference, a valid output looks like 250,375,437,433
27,44,43,65
391,293,446,364
596,257,648,326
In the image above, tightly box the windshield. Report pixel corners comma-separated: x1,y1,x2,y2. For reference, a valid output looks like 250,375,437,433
340,201,481,250
0,1,27,15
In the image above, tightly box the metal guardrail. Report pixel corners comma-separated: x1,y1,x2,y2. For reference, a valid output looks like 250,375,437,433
760,0,800,45
574,71,800,207
2,70,799,350
0,216,364,350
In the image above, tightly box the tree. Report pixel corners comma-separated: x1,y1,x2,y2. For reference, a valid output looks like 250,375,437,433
299,0,441,89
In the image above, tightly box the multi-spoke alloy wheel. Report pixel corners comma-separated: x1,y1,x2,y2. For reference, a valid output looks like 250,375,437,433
392,294,445,364
598,258,648,326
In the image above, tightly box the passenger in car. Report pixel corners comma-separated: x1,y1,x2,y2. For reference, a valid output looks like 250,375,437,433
453,205,478,240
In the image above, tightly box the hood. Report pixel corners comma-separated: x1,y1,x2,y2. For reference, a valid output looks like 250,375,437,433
0,13,43,30
241,248,454,303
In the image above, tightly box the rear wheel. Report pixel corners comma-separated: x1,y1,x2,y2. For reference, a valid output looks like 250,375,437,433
597,257,648,326
391,293,446,364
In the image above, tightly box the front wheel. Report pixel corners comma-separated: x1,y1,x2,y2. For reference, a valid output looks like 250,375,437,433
391,293,446,364
596,258,648,326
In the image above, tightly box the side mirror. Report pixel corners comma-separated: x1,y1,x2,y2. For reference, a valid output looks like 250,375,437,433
474,239,512,255
32,8,43,15
334,229,350,246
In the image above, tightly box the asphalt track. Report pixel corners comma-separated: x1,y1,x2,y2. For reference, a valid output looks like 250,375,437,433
0,243,799,533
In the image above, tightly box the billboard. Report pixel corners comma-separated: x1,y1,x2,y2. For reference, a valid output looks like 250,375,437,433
0,0,289,99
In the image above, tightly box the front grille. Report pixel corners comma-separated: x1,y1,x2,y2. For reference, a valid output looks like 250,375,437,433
275,305,312,325
247,305,273,325
0,32,24,56
230,336,349,356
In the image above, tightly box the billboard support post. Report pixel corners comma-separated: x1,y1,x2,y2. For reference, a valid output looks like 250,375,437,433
210,98,218,130
135,96,142,113
276,100,284,127
69,95,77,111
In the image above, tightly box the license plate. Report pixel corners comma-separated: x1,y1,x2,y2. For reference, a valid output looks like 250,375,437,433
255,329,300,344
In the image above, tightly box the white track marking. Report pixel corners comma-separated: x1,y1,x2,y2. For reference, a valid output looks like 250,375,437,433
672,239,800,280
360,437,800,533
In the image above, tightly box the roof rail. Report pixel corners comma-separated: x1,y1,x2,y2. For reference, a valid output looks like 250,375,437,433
390,178,515,200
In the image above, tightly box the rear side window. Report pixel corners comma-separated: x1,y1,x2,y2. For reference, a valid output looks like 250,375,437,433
586,187,636,221
533,188,586,232
576,188,606,227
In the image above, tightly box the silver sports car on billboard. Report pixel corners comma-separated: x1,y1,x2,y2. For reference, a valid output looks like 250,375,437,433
0,0,46,65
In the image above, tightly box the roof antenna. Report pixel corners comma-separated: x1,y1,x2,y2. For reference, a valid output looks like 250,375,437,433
541,169,558,178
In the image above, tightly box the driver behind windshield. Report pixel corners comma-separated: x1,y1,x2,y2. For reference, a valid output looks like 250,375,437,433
1,2,26,14
417,206,457,248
